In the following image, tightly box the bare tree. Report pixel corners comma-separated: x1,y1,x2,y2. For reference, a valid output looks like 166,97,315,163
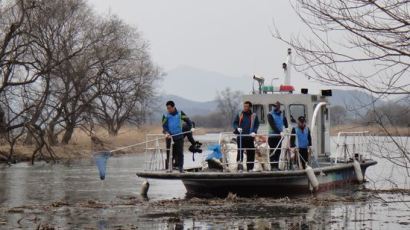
0,0,40,161
272,0,410,169
21,0,94,145
93,55,160,136
330,105,347,126
273,0,409,95
0,0,160,162
192,112,226,129
216,88,243,128
0,0,37,95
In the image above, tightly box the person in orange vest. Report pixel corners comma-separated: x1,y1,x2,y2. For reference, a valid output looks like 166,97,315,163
233,101,260,171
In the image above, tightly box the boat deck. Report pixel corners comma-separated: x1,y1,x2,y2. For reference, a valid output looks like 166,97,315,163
136,160,377,179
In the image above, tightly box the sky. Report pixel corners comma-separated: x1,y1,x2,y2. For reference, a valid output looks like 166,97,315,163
87,0,328,99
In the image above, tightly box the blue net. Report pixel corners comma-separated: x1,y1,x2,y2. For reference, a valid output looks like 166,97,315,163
94,151,111,180
206,144,223,160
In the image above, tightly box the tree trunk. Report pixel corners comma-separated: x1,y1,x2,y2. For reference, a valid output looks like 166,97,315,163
24,132,34,145
0,107,6,141
107,121,121,136
47,123,59,146
108,128,118,136
61,124,75,144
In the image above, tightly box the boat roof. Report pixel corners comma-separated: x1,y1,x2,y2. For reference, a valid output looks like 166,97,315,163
242,93,330,106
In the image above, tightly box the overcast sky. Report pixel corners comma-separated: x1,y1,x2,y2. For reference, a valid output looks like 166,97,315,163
87,0,328,96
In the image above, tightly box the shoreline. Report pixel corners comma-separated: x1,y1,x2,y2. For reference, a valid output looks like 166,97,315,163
0,126,219,164
1,125,408,164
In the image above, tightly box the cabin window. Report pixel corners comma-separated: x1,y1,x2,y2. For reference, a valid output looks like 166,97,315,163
289,104,306,124
253,104,265,124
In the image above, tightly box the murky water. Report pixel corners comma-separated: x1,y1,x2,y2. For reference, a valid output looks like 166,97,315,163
0,135,409,229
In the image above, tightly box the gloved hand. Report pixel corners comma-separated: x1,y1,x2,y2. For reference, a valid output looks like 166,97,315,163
191,128,195,133
250,132,256,137
280,131,285,137
237,128,243,133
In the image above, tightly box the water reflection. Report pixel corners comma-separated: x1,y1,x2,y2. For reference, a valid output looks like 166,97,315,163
155,198,407,230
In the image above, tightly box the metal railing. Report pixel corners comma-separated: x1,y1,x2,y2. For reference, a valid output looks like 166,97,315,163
333,131,371,163
143,131,373,172
143,134,167,171
217,132,302,171
142,132,312,172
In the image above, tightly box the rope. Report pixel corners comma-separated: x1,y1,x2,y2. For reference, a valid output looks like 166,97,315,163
96,130,195,154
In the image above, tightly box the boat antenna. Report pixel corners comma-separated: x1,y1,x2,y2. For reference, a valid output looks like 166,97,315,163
283,48,292,85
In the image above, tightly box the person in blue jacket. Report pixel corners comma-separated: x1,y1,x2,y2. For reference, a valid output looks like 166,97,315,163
233,101,260,171
162,101,193,172
267,101,288,170
290,116,312,169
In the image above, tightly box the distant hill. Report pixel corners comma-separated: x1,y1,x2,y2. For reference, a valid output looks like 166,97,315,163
329,89,384,108
147,94,218,123
396,94,409,106
158,94,217,116
329,89,385,118
159,66,392,114
160,66,251,102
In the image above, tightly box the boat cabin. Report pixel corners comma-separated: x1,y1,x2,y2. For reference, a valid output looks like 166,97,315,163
243,89,332,159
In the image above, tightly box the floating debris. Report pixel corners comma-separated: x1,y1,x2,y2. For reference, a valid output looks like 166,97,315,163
7,208,24,213
51,201,69,208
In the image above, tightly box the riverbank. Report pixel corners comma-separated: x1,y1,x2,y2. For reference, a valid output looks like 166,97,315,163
1,124,407,163
0,125,216,163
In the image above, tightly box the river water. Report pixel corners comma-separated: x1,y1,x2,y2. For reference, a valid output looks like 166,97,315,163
0,135,409,229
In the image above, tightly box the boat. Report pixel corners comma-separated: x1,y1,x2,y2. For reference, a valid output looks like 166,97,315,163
136,48,377,197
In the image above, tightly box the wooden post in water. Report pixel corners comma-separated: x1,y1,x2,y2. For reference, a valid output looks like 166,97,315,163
141,180,150,196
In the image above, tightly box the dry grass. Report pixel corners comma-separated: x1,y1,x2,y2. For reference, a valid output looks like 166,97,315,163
71,125,163,152
0,125,164,162
0,125,218,162
3,123,405,162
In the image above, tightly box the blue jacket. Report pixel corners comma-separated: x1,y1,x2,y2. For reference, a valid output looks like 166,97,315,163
267,110,288,134
290,127,312,149
232,110,259,135
162,109,192,140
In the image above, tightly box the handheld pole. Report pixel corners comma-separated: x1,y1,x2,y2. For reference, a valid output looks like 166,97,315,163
239,130,243,162
107,130,194,153
168,138,174,173
238,130,244,172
